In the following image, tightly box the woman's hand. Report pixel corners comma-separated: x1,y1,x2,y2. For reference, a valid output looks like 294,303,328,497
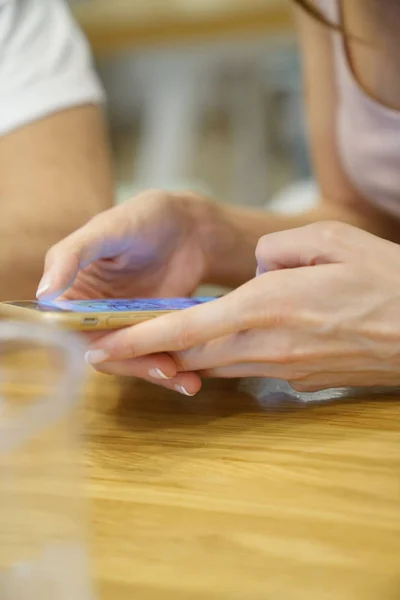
37,190,215,301
37,190,226,394
87,222,400,392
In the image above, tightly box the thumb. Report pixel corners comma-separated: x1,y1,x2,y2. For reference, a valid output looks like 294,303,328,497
36,209,128,300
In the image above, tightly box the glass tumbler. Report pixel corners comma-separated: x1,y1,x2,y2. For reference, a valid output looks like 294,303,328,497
0,321,93,600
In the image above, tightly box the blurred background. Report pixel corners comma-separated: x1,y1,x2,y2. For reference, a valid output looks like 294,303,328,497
70,0,313,211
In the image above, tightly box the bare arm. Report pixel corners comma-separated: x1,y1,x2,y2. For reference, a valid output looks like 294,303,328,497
0,0,113,299
204,4,399,288
0,105,113,299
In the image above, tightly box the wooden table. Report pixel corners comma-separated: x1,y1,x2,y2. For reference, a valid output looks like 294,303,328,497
85,374,400,600
72,0,292,55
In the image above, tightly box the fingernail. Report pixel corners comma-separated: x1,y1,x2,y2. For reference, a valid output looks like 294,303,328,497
149,368,172,380
36,274,52,298
175,384,197,397
85,349,109,365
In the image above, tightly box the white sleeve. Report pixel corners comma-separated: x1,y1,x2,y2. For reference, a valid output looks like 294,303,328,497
0,0,105,135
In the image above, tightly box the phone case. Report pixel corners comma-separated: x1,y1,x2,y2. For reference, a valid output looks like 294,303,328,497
0,302,171,331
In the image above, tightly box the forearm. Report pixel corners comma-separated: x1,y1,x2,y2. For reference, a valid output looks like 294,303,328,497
0,105,113,299
204,197,400,288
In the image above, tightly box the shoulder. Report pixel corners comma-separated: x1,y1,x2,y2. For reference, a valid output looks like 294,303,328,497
0,0,105,135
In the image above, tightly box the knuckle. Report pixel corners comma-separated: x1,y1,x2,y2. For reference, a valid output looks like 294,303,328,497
84,208,113,229
137,189,170,206
316,220,347,244
238,284,283,330
149,189,170,203
175,190,201,202
125,189,171,215
263,300,295,329
170,317,195,352
119,339,138,361
86,212,105,231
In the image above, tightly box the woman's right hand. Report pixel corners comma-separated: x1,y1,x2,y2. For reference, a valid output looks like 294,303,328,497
37,190,216,302
36,190,221,393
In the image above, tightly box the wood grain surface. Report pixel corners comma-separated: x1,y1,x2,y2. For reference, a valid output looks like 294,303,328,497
85,374,400,600
72,0,292,55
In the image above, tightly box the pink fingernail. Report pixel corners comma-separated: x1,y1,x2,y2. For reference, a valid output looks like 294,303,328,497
85,350,109,365
149,368,172,380
175,384,197,397
36,274,52,298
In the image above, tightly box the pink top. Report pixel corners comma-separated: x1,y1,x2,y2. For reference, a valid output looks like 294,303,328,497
318,0,400,218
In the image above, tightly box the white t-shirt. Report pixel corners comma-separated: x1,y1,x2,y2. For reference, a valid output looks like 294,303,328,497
0,0,104,135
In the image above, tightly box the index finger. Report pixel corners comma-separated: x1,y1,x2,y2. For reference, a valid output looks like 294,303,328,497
85,276,280,364
36,205,131,300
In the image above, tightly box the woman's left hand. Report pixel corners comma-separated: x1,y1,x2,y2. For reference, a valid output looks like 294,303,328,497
86,222,400,393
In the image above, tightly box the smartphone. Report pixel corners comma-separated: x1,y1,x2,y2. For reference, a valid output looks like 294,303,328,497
0,297,218,331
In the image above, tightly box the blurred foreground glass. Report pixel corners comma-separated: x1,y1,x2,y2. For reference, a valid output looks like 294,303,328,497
0,322,92,600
